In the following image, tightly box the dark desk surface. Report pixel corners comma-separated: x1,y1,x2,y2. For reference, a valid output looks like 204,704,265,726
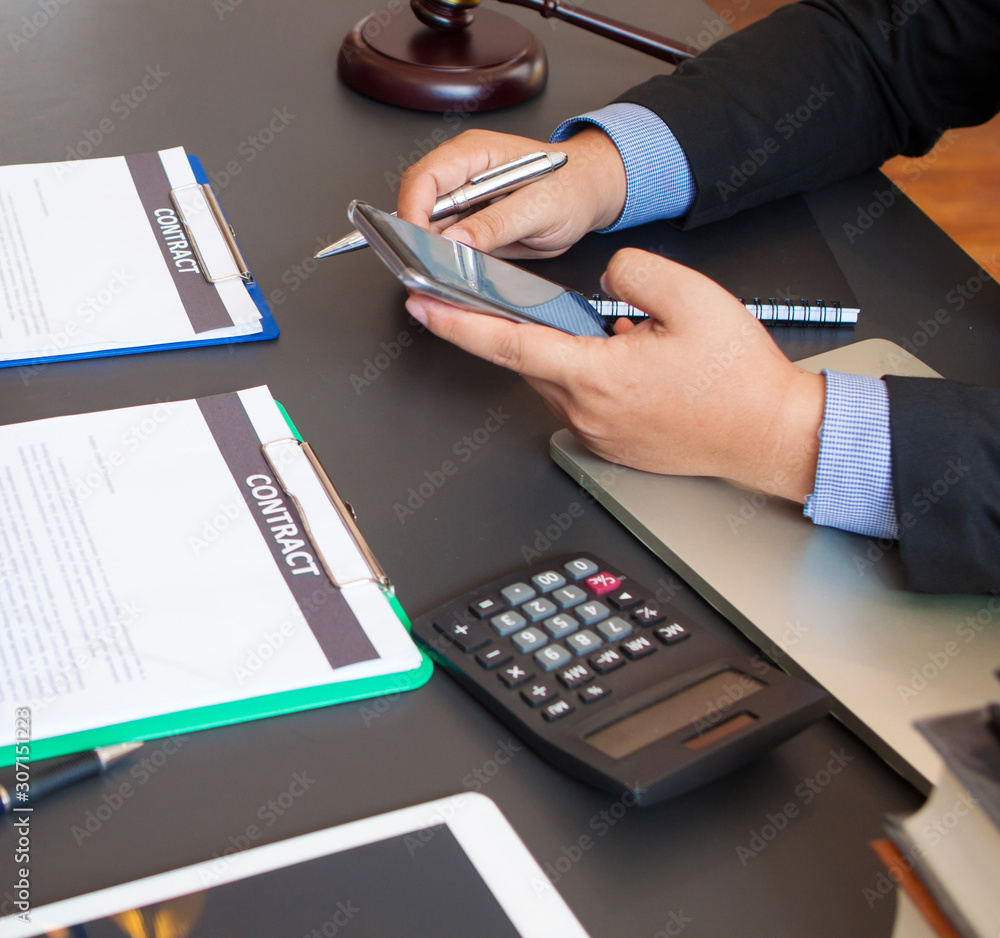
2,0,998,935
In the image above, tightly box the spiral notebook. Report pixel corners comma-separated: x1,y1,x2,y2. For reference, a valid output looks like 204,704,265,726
524,194,860,326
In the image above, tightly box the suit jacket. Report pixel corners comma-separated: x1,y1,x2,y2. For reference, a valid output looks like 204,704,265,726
615,0,1000,592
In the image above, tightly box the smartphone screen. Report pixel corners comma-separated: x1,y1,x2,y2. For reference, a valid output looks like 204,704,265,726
351,203,610,338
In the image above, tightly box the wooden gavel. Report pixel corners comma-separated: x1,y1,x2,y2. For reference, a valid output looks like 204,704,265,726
411,0,698,64
338,0,697,111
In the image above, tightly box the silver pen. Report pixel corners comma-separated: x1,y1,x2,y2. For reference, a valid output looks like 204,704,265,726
314,150,569,259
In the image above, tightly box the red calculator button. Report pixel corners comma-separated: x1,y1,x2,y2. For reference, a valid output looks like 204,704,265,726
585,572,621,595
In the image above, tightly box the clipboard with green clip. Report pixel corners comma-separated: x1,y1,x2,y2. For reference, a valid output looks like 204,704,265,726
0,401,432,768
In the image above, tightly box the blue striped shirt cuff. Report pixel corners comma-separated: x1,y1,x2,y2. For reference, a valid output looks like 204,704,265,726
804,370,899,540
551,103,696,232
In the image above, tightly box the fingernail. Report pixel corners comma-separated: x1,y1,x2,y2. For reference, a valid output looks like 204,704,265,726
443,226,474,248
406,298,429,327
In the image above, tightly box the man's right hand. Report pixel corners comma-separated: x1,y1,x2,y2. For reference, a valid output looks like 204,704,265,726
395,127,627,259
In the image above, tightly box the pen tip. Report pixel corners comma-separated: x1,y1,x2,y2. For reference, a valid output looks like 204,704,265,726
96,741,144,767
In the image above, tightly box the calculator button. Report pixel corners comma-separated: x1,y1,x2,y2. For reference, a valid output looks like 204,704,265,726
557,662,595,689
566,630,602,656
470,596,503,619
433,617,491,652
542,698,575,721
609,588,642,610
563,558,599,580
521,682,557,707
551,585,587,609
498,663,533,688
579,684,610,704
542,613,579,639
490,610,526,637
511,627,548,654
500,582,535,606
585,572,621,595
521,597,558,622
531,570,567,593
476,646,512,670
654,622,691,645
590,647,626,673
621,635,657,659
597,616,632,642
575,601,610,627
631,602,666,627
535,644,572,671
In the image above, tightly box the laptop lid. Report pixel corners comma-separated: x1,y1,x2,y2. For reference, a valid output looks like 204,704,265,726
550,339,1000,791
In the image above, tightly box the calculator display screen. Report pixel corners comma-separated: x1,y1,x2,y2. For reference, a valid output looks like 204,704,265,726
584,670,764,760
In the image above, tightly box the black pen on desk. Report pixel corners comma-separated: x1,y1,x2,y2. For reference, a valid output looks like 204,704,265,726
0,742,143,815
315,150,569,259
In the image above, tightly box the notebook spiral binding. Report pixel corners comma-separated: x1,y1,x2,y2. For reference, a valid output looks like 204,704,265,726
589,295,859,326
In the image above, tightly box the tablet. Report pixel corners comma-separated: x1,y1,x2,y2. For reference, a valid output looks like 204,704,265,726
0,794,589,938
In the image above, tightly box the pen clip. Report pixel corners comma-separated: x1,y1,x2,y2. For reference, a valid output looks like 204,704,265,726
261,438,392,593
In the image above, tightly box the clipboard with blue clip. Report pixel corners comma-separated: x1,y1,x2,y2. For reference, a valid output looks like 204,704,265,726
0,148,278,370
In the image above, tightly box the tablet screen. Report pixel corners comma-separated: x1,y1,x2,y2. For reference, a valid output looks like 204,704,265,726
39,828,520,938
6,796,590,938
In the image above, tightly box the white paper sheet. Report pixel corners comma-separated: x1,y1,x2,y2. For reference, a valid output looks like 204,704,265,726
0,147,262,361
0,387,422,747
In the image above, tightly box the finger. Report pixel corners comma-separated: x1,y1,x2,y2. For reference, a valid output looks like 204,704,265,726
599,248,748,333
405,294,587,383
396,130,549,230
438,177,570,255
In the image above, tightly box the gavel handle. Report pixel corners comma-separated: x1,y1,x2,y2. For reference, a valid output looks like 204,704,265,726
497,0,698,64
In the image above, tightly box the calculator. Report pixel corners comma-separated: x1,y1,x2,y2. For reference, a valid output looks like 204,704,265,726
412,554,829,805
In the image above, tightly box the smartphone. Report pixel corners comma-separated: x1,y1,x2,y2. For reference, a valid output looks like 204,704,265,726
349,200,611,338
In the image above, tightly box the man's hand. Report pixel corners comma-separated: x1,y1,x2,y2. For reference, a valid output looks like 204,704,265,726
396,127,627,259
405,248,826,504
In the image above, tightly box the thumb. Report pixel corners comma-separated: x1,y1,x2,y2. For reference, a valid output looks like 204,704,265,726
441,201,528,254
599,248,749,333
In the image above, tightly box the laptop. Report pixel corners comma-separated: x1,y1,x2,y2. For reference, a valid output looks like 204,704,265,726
550,339,1000,792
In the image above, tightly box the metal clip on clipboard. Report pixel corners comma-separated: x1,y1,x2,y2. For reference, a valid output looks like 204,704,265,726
261,438,393,594
169,183,254,285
